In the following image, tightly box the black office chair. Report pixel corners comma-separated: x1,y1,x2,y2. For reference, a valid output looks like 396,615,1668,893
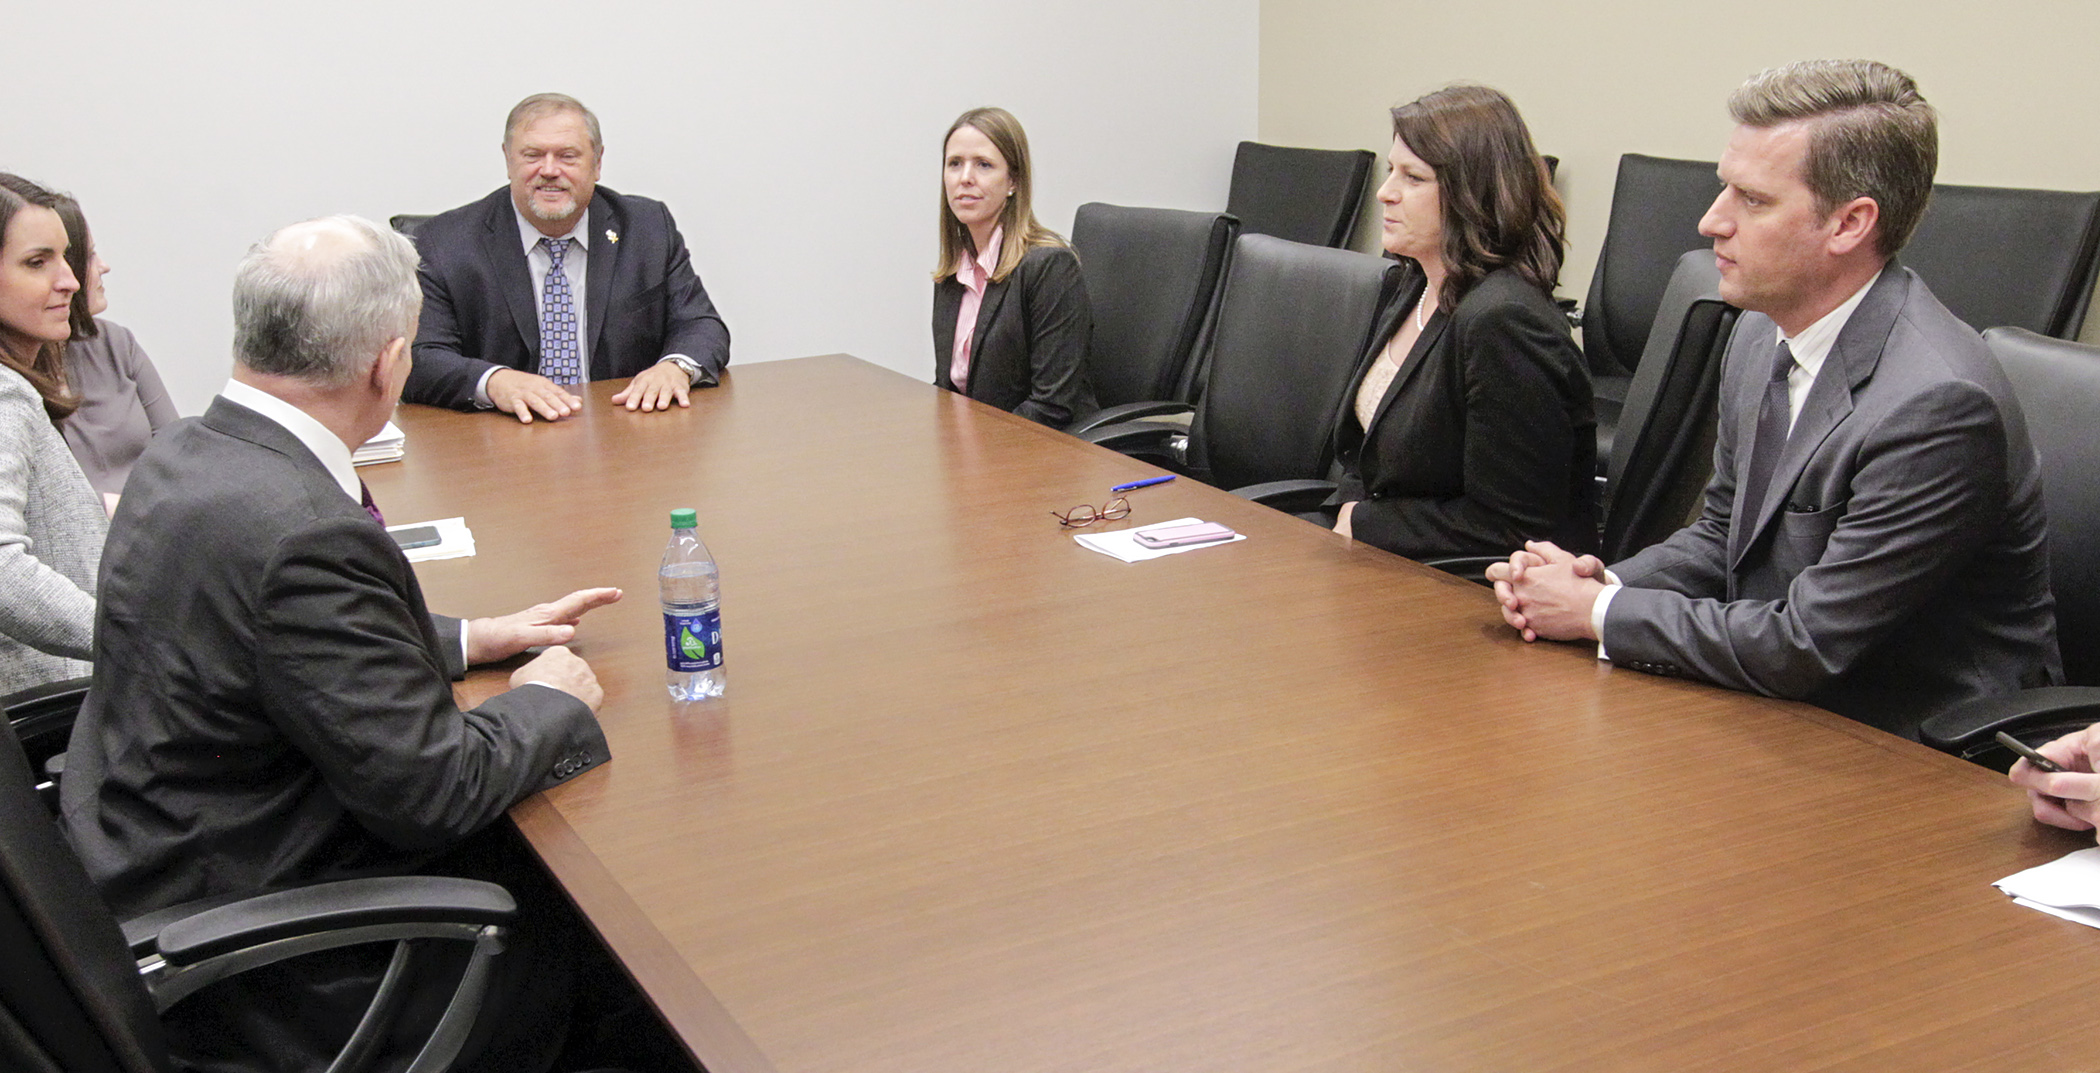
1225,141,1376,249
1902,182,2100,340
1598,250,1741,563
390,214,436,239
1064,205,1237,433
1920,328,2100,769
1085,235,1400,492
1580,154,1724,470
0,714,520,1073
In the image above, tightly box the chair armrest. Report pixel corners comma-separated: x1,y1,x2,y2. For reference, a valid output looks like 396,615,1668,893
1067,401,1194,435
1231,479,1337,514
5,675,91,760
1918,687,2100,760
1077,421,1189,472
147,875,516,966
1418,556,1503,585
1077,420,1183,450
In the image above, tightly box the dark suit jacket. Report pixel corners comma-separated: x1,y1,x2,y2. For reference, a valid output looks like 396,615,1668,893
1605,266,2061,730
406,185,730,409
932,244,1096,427
63,395,609,909
1334,267,1597,559
60,397,610,1069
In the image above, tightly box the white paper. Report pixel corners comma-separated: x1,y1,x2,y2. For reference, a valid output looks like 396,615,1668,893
1994,846,2100,928
1073,517,1247,563
388,517,475,562
354,421,406,466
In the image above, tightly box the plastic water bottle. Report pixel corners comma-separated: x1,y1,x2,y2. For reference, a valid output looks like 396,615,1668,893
660,508,724,700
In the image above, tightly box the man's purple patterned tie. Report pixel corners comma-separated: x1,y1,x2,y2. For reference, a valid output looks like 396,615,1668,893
538,237,582,384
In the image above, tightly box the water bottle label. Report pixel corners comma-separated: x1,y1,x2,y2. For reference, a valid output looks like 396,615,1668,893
663,609,724,673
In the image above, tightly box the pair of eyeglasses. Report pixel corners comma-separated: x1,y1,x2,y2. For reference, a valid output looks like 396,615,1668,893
1052,496,1131,528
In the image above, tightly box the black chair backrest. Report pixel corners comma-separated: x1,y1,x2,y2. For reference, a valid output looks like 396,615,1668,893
1582,154,1722,381
1069,204,1238,406
1601,251,1740,562
1225,141,1376,249
0,718,169,1073
1984,328,2100,685
389,214,435,239
1192,235,1404,490
1904,184,2100,340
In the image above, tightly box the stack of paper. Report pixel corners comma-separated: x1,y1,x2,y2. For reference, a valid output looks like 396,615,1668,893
1995,846,2100,928
354,421,405,466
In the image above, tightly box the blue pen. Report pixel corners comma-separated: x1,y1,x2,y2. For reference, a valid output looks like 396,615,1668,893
1110,475,1176,494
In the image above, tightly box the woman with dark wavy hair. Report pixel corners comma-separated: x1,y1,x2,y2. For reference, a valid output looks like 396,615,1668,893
0,173,105,694
1329,84,1596,560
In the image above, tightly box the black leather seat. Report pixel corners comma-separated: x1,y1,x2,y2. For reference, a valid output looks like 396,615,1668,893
1226,141,1376,249
1084,234,1402,491
0,713,519,1073
1065,204,1238,430
1598,250,1741,562
1580,154,1724,469
1902,182,2100,339
1920,328,2100,768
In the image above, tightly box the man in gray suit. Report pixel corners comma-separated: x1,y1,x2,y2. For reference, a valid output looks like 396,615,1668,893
62,214,620,1069
1489,59,2059,735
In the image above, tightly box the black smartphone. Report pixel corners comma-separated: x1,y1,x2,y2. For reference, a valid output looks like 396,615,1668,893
389,525,442,551
1996,731,2067,773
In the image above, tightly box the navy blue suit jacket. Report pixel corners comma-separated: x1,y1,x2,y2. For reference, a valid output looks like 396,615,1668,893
406,185,730,409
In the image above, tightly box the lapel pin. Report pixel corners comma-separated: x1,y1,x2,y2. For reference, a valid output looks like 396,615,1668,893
606,229,619,244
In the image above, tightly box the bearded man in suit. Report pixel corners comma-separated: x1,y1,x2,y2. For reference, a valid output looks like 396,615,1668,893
1488,59,2060,736
406,92,730,422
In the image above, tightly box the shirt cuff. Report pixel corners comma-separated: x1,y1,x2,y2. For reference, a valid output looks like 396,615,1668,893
1591,570,1623,661
659,354,703,386
471,366,498,409
459,618,473,667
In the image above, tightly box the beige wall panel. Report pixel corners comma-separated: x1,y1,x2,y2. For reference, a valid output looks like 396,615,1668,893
1260,0,2100,343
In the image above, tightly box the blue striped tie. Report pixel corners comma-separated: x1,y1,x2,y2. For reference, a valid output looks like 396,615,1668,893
538,237,582,384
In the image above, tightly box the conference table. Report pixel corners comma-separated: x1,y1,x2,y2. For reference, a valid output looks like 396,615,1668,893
368,355,2100,1073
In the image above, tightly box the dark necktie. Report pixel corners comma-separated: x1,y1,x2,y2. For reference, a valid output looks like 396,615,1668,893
1738,339,1796,531
359,480,386,527
538,237,582,384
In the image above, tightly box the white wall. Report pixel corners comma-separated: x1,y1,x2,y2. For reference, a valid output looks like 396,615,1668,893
2,0,1258,414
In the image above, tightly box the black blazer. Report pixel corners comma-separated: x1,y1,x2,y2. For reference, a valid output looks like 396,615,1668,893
932,244,1097,427
1334,267,1597,559
406,185,730,409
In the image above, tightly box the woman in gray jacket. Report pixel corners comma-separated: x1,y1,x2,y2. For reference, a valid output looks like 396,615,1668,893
0,174,106,695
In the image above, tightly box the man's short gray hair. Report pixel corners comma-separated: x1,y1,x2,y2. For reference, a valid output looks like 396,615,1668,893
1728,59,1938,258
504,92,603,153
231,215,422,387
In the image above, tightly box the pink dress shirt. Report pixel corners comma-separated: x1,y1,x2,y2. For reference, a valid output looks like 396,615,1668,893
948,227,1003,394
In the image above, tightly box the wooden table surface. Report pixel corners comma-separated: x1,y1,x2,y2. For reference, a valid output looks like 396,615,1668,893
368,355,2099,1073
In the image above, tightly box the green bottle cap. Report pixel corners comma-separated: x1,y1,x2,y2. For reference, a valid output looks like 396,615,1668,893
669,508,698,529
